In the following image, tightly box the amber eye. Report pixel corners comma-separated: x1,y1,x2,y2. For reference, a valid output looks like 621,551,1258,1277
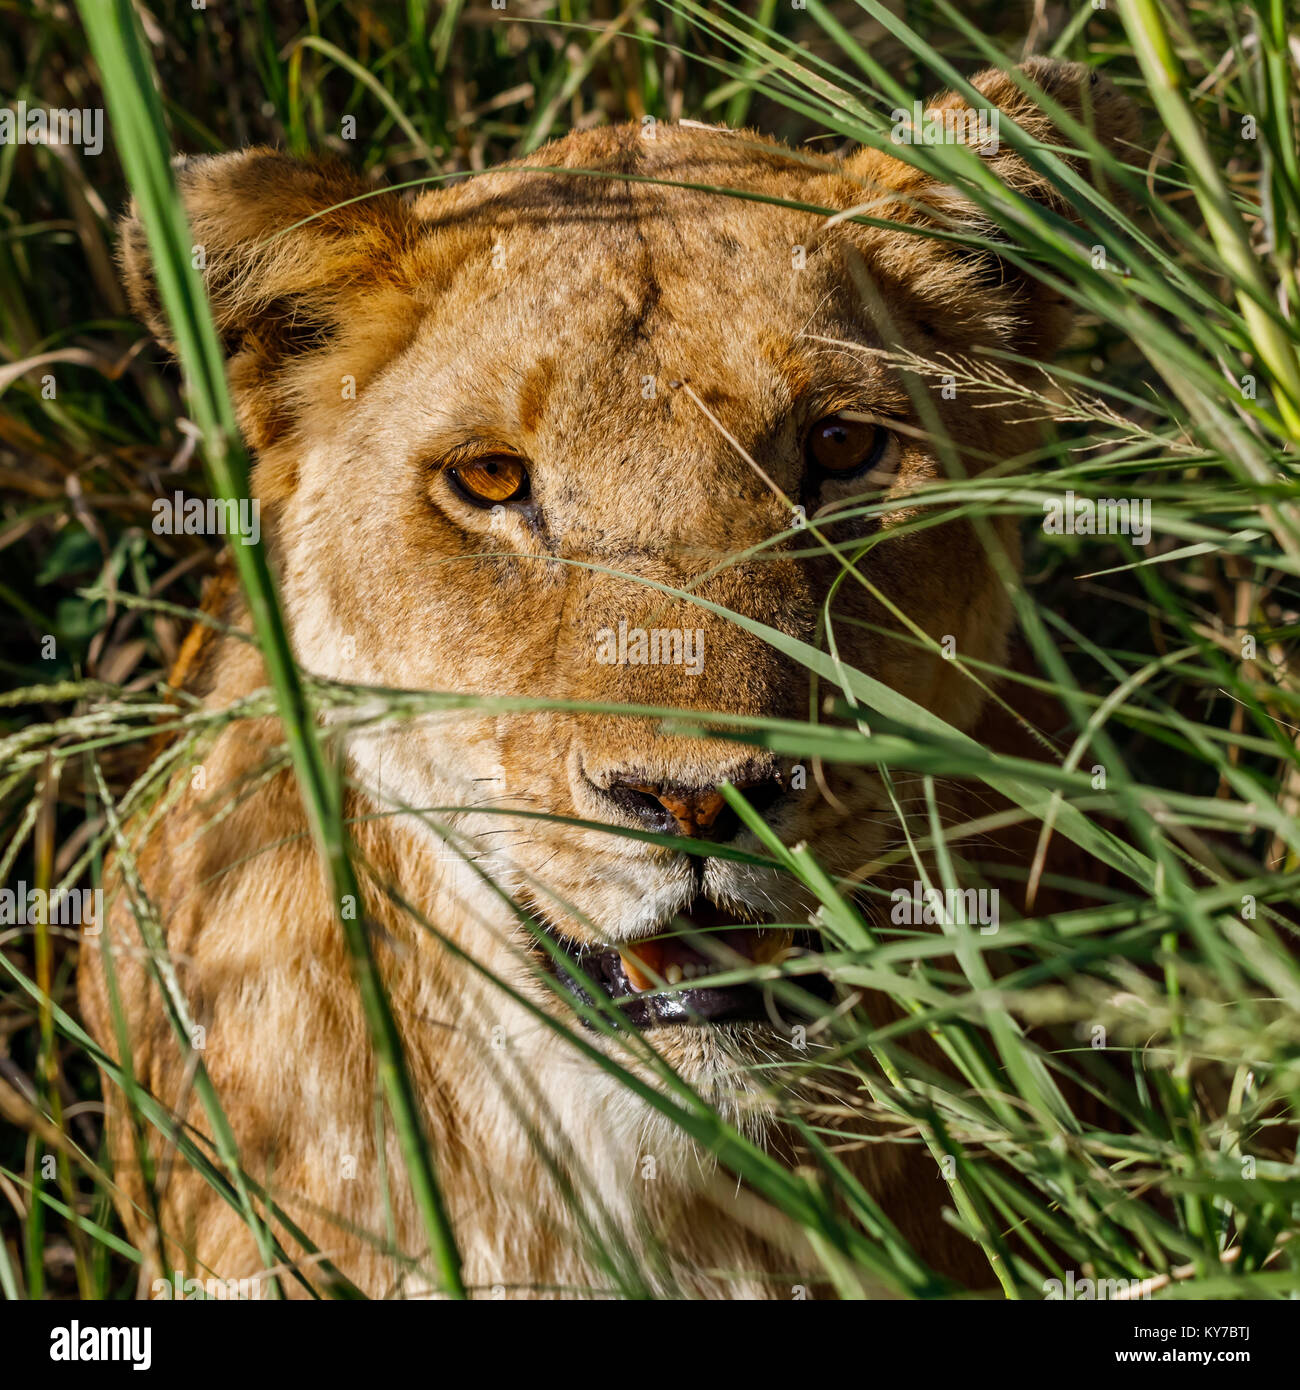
449,455,530,506
806,413,890,480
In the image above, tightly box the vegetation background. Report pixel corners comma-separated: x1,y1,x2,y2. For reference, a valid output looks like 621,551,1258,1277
1,0,1299,1299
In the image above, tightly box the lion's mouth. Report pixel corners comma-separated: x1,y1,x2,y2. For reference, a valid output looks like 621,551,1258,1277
537,897,832,1030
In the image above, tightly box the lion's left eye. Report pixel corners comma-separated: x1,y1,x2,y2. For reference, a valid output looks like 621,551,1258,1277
806,413,890,480
449,455,530,506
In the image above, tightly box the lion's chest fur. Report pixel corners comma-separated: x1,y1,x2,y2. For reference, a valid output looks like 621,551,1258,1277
80,711,817,1297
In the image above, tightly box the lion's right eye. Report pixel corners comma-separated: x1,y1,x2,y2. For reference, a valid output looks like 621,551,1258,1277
448,456,530,507
806,413,891,480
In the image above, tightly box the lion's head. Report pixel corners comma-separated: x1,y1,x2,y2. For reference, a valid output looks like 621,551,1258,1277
122,60,1133,1097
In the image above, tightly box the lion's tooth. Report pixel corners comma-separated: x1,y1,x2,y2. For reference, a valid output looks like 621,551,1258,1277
665,963,684,986
619,953,653,992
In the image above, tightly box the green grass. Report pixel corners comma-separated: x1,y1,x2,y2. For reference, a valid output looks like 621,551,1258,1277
2,0,1299,1300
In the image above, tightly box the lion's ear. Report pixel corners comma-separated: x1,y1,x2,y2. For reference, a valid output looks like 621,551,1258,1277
119,150,417,452
844,59,1138,358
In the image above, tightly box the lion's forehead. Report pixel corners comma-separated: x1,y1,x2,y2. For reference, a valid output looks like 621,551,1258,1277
385,136,889,461
395,229,877,465
419,132,855,325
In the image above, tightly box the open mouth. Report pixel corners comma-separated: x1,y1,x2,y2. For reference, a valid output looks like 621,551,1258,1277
537,897,833,1030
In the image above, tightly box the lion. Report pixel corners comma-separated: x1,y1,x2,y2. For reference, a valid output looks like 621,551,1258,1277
80,59,1136,1298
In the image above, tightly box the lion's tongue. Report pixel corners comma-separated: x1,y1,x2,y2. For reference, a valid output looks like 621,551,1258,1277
618,927,791,993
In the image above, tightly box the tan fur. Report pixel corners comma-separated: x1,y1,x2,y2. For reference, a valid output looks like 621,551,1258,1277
83,63,1135,1298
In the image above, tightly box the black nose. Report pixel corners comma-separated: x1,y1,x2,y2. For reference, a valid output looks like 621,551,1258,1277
600,773,784,842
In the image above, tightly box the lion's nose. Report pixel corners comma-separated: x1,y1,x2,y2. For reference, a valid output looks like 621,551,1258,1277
601,774,784,842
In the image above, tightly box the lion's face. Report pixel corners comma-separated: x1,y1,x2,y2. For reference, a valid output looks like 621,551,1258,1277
122,63,1132,1079
280,131,1019,1045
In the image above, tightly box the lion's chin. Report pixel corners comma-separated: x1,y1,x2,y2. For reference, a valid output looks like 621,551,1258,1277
638,1019,807,1134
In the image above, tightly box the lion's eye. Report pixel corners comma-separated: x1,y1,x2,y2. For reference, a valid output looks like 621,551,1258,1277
806,413,890,480
449,456,530,506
